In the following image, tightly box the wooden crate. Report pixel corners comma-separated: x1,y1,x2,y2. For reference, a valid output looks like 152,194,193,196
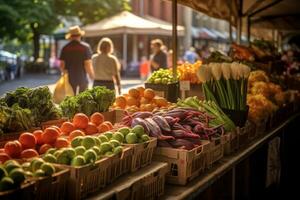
31,166,70,200
0,181,35,200
40,119,67,130
153,140,210,185
87,162,168,200
0,127,40,148
131,162,168,199
247,121,257,142
181,83,204,99
144,82,179,103
57,157,111,200
206,136,224,168
106,147,133,184
255,118,268,136
223,131,238,155
123,138,157,172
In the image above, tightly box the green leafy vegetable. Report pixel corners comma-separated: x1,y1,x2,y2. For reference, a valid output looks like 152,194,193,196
60,86,115,119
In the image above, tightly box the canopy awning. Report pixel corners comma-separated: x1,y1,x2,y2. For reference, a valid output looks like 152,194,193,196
82,11,185,37
172,0,300,31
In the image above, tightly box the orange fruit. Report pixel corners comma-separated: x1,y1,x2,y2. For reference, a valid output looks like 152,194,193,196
128,88,140,98
137,87,145,97
60,122,75,134
0,153,11,164
85,122,99,135
4,140,22,158
144,104,155,112
140,104,147,111
55,138,70,149
115,96,127,109
21,149,39,159
127,96,139,106
42,127,60,144
123,94,130,100
144,88,155,100
97,123,110,133
33,130,44,145
90,112,104,126
39,144,52,155
154,97,168,107
19,132,37,149
69,130,85,141
73,113,89,129
140,97,151,105
102,121,113,130
50,125,61,133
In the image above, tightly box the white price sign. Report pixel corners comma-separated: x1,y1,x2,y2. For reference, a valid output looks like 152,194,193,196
180,81,190,91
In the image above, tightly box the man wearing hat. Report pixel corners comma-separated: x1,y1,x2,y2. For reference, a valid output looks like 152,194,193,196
59,25,95,94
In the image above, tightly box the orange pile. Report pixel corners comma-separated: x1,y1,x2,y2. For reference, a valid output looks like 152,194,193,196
0,112,114,163
111,87,170,113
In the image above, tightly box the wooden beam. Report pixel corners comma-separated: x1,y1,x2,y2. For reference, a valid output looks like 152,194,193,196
249,0,283,17
172,0,178,77
243,0,266,17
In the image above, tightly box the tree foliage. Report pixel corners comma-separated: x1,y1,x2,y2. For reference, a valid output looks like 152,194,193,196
54,0,131,25
0,0,131,58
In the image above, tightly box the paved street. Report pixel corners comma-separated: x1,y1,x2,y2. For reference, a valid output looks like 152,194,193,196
0,73,142,96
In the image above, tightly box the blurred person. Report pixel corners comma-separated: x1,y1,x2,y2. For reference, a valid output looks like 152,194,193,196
139,56,150,81
92,37,121,95
183,47,199,63
150,39,167,72
59,26,94,94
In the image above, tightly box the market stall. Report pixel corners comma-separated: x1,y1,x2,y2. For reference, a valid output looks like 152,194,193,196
1,1,300,200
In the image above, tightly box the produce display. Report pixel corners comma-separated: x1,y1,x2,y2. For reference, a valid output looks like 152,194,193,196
60,86,115,119
0,112,113,162
247,70,292,124
177,97,235,132
251,39,279,61
111,87,170,112
0,159,56,192
177,61,202,83
198,62,250,111
146,69,178,84
0,87,61,133
120,107,224,150
229,43,255,62
204,51,232,64
41,134,124,166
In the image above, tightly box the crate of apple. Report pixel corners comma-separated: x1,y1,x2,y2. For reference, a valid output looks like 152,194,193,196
114,125,157,172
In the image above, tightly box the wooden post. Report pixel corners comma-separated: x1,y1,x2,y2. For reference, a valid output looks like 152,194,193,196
247,17,251,44
172,0,178,78
123,33,127,70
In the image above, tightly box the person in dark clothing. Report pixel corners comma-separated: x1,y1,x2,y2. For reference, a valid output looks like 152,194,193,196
59,26,94,94
150,39,167,72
